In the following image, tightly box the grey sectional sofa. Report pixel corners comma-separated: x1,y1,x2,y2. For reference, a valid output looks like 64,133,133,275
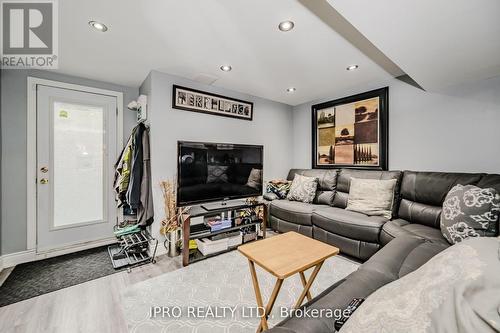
266,168,500,333
269,168,500,260
267,236,448,333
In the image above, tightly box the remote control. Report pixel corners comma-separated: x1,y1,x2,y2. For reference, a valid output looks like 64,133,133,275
334,298,365,331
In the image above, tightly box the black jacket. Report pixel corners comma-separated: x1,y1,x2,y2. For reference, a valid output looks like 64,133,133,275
126,123,146,209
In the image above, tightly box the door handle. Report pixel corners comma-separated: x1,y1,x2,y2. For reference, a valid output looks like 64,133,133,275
40,178,49,184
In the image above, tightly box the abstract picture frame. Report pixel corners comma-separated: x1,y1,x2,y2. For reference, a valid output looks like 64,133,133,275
312,87,389,170
172,85,254,121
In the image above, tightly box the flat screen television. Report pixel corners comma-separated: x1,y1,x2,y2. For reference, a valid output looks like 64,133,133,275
177,141,263,206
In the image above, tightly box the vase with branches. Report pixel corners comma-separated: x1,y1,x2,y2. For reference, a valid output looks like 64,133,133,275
160,179,189,256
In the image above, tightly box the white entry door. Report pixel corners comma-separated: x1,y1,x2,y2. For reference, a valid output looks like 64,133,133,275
36,85,118,252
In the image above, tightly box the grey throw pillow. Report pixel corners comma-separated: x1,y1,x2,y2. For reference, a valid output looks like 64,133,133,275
286,174,318,203
346,177,398,219
440,184,500,244
206,165,229,183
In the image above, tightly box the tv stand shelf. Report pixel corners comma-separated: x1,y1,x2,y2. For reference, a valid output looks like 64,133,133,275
190,220,262,240
180,200,267,266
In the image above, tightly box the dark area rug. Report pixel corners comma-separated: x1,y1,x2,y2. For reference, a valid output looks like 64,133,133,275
0,245,124,307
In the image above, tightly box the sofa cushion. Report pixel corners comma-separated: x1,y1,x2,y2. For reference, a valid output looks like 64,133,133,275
380,219,449,246
476,174,500,196
287,169,338,205
333,169,402,210
312,207,387,243
360,235,448,280
397,199,442,229
313,226,380,261
269,200,322,226
398,171,483,228
270,215,313,237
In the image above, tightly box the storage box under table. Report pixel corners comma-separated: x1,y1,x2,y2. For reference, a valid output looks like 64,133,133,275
196,237,228,256
227,233,243,247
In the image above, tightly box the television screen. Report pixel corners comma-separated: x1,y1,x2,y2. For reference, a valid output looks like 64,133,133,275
177,141,263,206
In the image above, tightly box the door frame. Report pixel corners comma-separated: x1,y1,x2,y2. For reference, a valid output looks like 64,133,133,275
27,77,123,253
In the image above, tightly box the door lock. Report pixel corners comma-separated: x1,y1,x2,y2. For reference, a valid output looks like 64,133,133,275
40,166,48,173
40,178,49,184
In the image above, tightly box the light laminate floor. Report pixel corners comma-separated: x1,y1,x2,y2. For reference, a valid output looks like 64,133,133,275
0,253,183,333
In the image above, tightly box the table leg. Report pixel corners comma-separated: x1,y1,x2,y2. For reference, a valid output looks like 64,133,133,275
256,278,283,332
294,262,324,309
299,272,312,302
248,260,268,331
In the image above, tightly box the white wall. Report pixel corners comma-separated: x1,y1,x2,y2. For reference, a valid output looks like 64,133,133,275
292,76,500,173
141,71,293,241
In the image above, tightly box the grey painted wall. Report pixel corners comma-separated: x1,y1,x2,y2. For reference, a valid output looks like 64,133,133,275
142,71,293,240
0,69,138,255
3,67,499,255
139,72,152,102
292,76,500,173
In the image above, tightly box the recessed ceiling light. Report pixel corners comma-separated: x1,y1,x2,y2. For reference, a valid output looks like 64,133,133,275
220,65,232,72
346,64,359,71
286,87,296,93
278,21,295,32
89,21,108,32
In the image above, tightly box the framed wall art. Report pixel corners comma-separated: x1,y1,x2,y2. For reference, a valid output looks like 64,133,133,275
172,85,253,121
312,87,388,170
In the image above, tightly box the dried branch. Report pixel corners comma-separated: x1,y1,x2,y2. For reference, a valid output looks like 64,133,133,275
160,179,180,235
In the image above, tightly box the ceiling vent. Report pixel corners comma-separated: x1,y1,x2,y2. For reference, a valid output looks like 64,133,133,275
193,73,219,85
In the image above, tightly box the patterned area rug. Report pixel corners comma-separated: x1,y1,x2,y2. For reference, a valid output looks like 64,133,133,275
0,245,123,307
121,251,359,332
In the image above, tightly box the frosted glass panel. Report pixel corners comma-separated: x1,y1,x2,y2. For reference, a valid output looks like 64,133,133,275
53,102,105,227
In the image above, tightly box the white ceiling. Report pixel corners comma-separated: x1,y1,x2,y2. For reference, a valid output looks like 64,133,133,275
57,0,500,105
329,0,500,91
57,0,392,106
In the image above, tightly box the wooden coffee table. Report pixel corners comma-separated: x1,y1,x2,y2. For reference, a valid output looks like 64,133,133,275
238,231,339,332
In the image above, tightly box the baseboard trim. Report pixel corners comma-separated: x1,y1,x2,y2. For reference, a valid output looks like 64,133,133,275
0,266,14,287
154,242,168,258
36,237,117,259
1,237,117,268
1,249,37,268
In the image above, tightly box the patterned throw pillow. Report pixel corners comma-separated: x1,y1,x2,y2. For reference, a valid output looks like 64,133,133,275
440,184,500,244
206,165,229,183
266,179,292,199
286,174,318,203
